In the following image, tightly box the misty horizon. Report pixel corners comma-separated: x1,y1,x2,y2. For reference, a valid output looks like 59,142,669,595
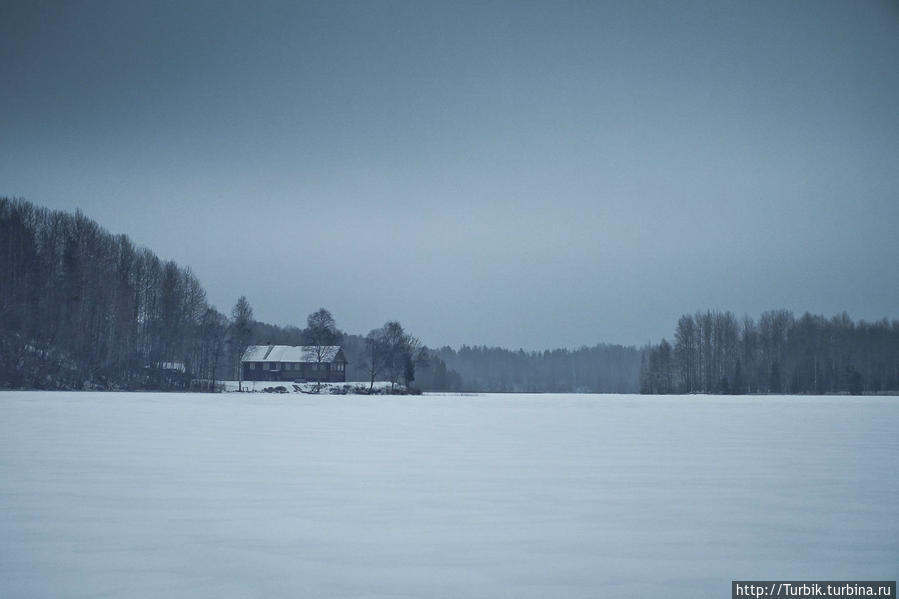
2,1,898,349
6,196,898,357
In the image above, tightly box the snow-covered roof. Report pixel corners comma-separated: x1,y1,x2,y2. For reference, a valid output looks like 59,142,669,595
241,345,343,363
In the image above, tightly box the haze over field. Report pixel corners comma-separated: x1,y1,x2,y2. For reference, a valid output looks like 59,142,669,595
1,392,897,598
2,1,898,348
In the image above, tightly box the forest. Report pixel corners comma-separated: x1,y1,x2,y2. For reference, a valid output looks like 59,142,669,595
0,198,646,393
434,344,641,393
2,197,897,395
0,197,456,391
1,197,226,389
640,310,899,395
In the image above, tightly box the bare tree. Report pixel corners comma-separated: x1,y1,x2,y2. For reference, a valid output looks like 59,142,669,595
363,328,388,393
370,321,428,392
196,307,228,391
303,308,340,391
401,334,428,389
381,321,407,391
231,296,253,391
304,307,339,346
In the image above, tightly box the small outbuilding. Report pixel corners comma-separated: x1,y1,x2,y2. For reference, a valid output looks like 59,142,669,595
241,345,347,383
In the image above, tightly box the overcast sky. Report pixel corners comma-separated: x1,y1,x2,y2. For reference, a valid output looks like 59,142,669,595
1,1,897,349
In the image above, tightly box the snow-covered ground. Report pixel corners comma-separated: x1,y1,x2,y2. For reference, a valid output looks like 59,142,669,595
1,392,896,598
221,380,399,394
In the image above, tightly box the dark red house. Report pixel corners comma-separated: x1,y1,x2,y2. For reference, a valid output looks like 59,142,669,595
241,345,348,383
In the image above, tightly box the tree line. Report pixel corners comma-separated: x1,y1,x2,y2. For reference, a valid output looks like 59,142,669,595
640,310,899,395
0,197,455,391
5,198,896,395
1,198,229,389
433,344,642,393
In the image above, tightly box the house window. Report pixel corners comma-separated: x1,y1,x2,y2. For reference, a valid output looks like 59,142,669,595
249,362,256,370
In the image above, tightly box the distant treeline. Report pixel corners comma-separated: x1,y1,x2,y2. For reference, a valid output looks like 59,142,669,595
434,344,642,393
4,198,897,395
640,310,899,395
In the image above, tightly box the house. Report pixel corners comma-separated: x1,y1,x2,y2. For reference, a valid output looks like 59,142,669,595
241,345,348,383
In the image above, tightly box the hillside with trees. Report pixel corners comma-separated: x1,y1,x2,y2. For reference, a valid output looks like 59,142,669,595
0,198,458,391
1,198,229,389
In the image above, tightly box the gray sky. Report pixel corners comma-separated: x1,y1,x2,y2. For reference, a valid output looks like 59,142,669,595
2,0,897,349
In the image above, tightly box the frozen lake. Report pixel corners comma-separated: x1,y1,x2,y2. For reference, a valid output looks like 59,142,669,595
1,392,897,598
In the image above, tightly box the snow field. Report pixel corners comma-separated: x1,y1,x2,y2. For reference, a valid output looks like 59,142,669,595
1,392,896,598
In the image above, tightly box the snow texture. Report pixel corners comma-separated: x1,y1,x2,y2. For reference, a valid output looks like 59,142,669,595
221,380,398,393
1,392,897,598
